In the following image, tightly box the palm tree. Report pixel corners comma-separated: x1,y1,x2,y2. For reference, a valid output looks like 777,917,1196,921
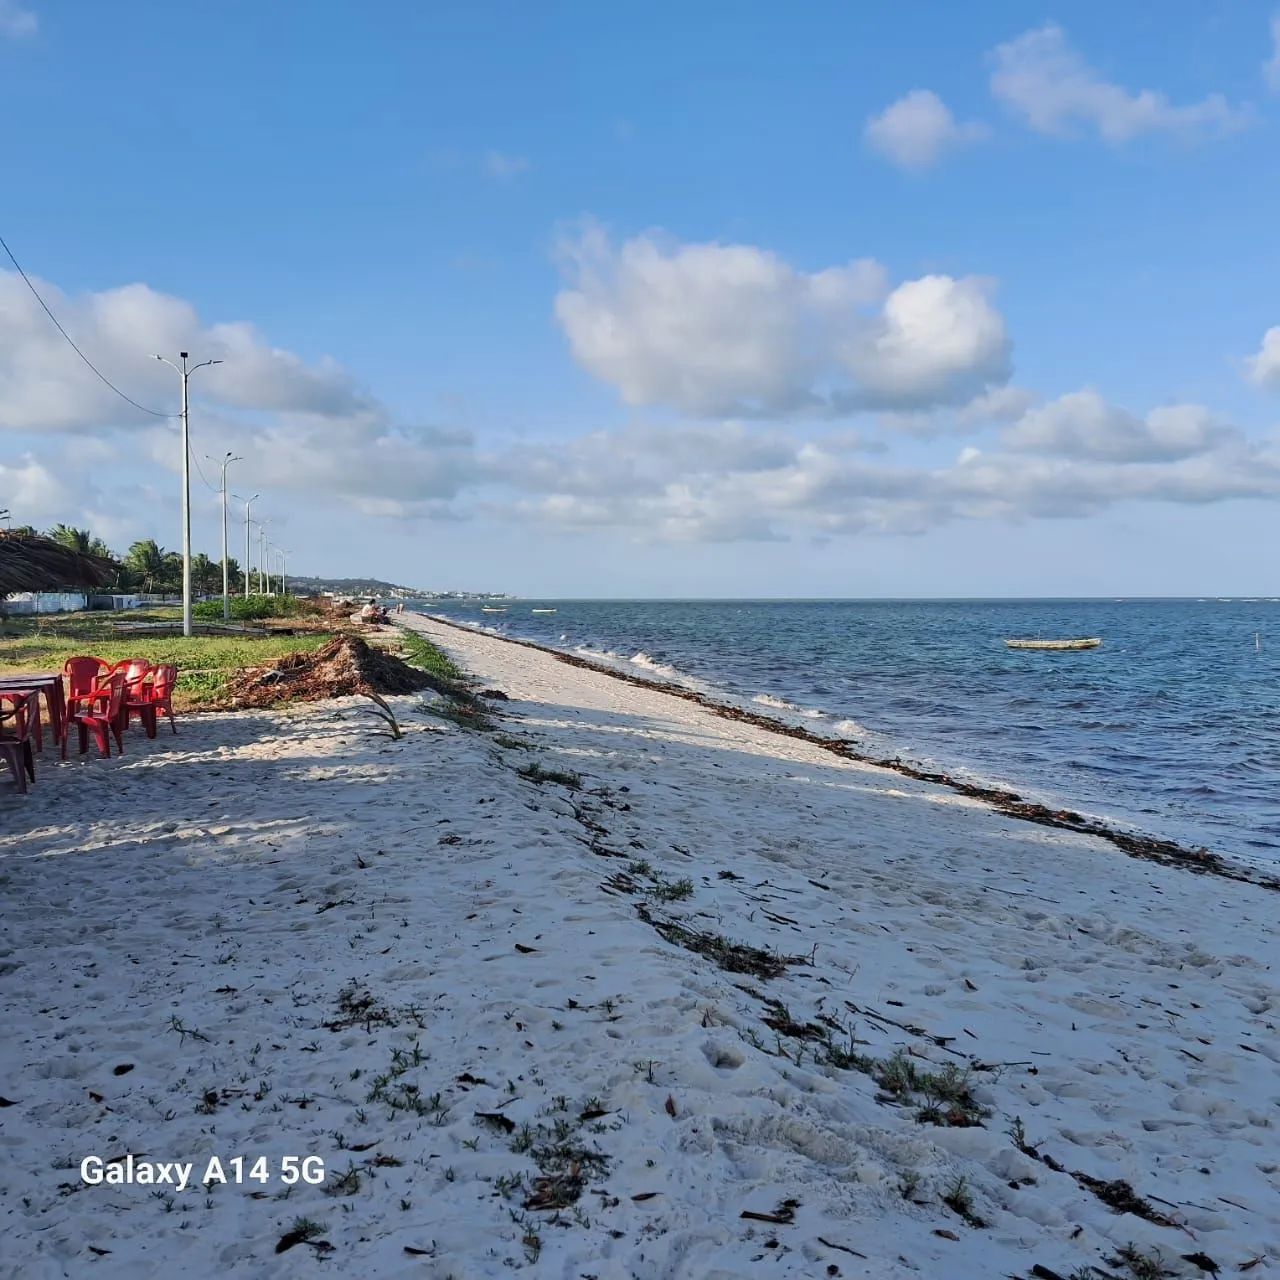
190,552,221,596
159,552,183,593
124,539,170,593
46,523,112,559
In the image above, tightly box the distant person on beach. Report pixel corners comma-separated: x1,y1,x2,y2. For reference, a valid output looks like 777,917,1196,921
396,602,404,614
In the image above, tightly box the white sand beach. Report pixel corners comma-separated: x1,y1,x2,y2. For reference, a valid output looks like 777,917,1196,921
1,614,1276,1279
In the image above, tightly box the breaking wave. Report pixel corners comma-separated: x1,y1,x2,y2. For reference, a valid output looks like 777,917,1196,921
628,651,685,681
752,693,825,719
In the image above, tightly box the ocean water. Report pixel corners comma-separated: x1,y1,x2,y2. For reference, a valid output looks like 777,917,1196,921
412,598,1280,867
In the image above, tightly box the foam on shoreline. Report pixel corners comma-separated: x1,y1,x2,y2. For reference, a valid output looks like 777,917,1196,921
418,611,1278,889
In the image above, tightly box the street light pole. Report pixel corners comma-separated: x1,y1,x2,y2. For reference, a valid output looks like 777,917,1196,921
155,352,222,637
257,523,270,594
240,494,258,599
213,452,242,622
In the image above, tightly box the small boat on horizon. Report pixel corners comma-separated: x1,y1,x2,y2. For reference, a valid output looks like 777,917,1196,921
480,606,507,613
531,608,557,614
1005,637,1102,651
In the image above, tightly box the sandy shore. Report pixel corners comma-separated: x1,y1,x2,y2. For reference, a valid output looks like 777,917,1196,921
1,615,1276,1279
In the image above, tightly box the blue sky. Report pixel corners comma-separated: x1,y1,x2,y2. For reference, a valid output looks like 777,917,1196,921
2,0,1279,595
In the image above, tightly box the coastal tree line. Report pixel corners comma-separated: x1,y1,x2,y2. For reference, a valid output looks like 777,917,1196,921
14,522,248,596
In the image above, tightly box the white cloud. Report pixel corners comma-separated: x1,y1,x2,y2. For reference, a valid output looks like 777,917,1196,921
475,399,1280,544
489,421,802,499
483,151,531,179
0,455,73,524
864,90,987,170
841,274,1010,410
554,224,887,416
990,23,1247,142
137,413,479,519
202,321,373,417
5,266,1276,550
0,269,480,525
1003,390,1235,461
957,384,1036,425
0,448,163,549
553,226,1009,416
0,273,372,432
1267,13,1280,91
1245,325,1280,388
502,427,1280,544
0,0,36,39
944,440,1280,516
9,389,1280,549
247,424,474,507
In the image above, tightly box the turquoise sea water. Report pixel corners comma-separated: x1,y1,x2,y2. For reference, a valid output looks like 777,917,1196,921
412,599,1280,867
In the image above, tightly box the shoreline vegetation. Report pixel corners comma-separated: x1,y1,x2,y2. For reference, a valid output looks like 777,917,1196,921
415,612,1280,894
0,604,337,710
0,600,468,719
3,606,1276,1275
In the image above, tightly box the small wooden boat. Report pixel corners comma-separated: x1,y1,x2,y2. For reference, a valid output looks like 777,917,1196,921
531,608,557,614
1005,637,1101,651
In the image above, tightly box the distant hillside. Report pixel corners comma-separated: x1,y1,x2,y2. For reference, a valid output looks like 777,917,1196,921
288,575,422,598
289,576,508,600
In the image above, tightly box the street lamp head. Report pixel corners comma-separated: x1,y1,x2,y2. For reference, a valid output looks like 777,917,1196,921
179,351,189,360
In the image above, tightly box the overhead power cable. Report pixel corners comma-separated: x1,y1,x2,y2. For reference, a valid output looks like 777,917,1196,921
191,451,221,494
0,229,176,419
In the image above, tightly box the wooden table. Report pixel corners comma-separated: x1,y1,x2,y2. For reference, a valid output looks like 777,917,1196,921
0,674,66,750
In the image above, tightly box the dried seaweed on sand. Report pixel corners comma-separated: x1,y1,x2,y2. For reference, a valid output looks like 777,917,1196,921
221,636,434,708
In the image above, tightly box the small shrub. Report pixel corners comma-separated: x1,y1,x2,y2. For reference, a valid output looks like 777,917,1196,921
648,875,694,902
193,594,315,622
941,1175,987,1228
517,762,583,790
1107,1245,1171,1280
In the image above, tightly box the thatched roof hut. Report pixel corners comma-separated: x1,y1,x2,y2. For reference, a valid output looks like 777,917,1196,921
0,531,117,597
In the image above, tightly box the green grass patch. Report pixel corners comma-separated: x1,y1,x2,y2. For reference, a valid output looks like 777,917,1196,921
0,609,334,710
398,629,465,683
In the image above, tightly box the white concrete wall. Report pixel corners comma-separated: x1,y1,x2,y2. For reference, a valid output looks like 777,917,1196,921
3,592,90,615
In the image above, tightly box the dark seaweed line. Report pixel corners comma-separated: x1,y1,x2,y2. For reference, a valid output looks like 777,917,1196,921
411,615,1280,893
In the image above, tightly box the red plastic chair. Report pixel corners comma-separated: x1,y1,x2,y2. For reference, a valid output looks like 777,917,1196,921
63,655,108,717
64,672,126,759
109,659,153,729
129,664,178,739
0,698,35,793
